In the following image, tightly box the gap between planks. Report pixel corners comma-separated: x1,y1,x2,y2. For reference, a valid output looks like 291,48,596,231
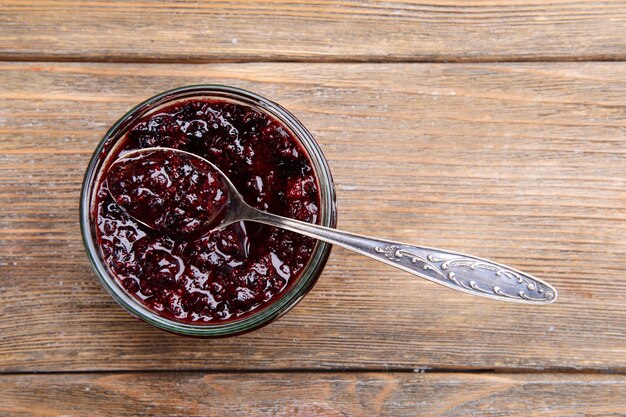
1,368,625,377
2,56,626,64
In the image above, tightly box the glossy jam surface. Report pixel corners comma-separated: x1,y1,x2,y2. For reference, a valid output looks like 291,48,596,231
93,99,321,323
107,149,229,239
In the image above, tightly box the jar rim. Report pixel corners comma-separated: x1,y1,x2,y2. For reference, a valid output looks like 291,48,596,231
80,85,337,337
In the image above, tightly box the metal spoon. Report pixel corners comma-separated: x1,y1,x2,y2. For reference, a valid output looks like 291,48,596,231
107,147,558,304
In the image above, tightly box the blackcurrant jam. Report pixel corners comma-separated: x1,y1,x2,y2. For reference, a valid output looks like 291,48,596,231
93,98,322,324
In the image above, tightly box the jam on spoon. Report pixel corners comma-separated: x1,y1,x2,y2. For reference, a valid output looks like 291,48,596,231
108,147,558,307
107,149,229,239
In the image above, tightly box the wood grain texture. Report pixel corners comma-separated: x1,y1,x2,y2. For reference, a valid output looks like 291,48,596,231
1,372,626,417
2,1,626,62
1,62,625,372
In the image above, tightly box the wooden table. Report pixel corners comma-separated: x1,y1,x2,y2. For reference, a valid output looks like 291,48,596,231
1,1,625,415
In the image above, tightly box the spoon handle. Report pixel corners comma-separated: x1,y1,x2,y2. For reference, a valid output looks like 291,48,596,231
247,208,557,304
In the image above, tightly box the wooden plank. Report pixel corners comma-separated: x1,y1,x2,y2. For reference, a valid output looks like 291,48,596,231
0,62,625,372
1,1,626,62
1,372,625,416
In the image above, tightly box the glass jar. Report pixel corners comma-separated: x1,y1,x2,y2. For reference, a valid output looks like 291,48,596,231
80,85,337,337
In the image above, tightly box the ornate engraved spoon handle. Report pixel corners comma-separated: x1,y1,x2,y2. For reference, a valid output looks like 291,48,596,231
248,208,558,304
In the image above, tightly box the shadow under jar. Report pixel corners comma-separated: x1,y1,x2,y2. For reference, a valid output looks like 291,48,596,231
80,85,337,337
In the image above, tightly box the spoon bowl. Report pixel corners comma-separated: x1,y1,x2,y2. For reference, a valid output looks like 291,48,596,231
107,147,233,238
